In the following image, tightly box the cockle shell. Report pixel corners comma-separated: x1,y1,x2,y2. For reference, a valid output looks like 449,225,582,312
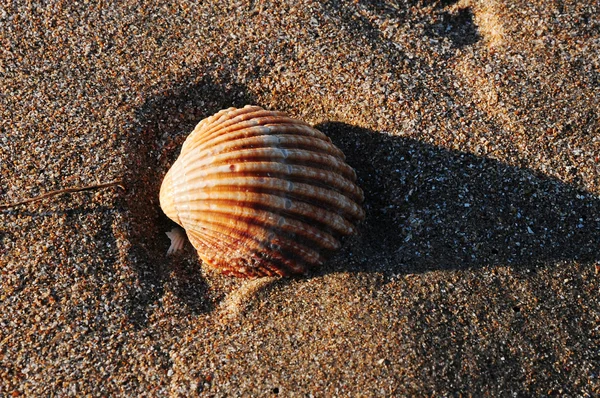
159,105,364,277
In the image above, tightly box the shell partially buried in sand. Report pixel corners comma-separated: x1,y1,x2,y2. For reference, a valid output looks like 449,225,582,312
159,105,364,277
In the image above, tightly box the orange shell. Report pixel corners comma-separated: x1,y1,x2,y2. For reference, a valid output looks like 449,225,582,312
159,105,364,277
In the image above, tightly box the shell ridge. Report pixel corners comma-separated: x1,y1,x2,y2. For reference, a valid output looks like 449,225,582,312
160,106,364,277
179,148,356,181
188,113,312,153
176,190,356,236
191,109,291,149
179,161,364,203
187,220,314,275
180,175,364,220
194,133,345,159
195,122,329,153
177,202,341,250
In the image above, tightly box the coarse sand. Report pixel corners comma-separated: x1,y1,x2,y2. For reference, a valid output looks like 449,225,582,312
1,0,599,396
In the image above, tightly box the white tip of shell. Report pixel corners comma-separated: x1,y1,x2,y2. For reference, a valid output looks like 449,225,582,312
165,227,187,255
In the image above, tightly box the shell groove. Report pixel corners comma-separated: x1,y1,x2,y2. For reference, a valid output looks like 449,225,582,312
159,105,364,277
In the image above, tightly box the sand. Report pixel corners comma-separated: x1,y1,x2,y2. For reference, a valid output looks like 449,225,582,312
1,0,599,395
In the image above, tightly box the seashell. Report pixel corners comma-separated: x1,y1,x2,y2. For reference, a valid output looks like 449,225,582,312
159,105,364,277
165,227,187,255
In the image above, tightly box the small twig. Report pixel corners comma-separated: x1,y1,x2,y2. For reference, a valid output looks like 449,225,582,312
0,180,125,211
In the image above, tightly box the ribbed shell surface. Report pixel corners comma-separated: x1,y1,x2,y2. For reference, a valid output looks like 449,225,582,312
159,105,364,277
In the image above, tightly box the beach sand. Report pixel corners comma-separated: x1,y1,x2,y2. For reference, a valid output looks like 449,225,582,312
1,0,599,395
